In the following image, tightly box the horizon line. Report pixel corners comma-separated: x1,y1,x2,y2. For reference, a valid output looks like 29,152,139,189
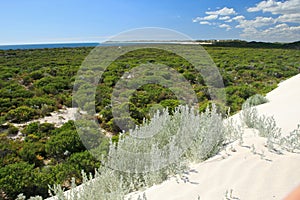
0,39,298,46
0,41,102,46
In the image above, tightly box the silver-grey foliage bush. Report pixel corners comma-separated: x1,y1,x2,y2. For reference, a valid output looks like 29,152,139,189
241,101,300,153
241,104,281,136
255,115,281,138
243,94,268,108
280,125,300,153
241,94,276,138
241,106,281,151
48,169,129,200
16,194,26,200
241,94,282,151
187,105,225,161
30,104,239,200
241,105,258,129
223,115,243,145
16,194,43,200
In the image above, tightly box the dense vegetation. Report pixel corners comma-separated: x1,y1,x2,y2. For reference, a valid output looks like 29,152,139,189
0,121,105,199
202,40,300,50
0,45,299,199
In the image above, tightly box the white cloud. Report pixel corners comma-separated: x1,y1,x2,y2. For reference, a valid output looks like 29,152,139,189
219,24,232,31
232,15,245,22
236,16,276,28
192,15,218,23
277,13,300,23
206,7,237,16
192,17,201,23
193,1,299,41
247,0,300,24
247,0,280,12
247,0,300,14
199,21,212,25
226,15,245,22
202,14,219,20
242,0,300,41
241,23,300,42
193,7,236,26
219,16,231,20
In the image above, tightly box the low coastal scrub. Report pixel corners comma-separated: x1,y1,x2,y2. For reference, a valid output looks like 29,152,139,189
23,105,240,200
1,47,299,130
1,46,299,199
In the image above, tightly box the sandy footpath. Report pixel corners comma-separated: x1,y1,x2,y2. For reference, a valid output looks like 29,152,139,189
10,107,78,128
6,107,78,140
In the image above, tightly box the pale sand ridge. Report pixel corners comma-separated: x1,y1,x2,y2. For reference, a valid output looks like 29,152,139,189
128,74,300,200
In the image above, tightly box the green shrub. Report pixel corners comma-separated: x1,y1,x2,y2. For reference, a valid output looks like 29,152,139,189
22,122,55,138
45,129,85,158
0,162,35,199
7,124,19,135
6,106,37,123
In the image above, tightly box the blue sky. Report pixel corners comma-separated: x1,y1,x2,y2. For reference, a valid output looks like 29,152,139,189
0,0,299,44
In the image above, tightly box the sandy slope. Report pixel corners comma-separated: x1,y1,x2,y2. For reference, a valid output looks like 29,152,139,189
128,131,300,200
127,74,300,200
256,74,300,135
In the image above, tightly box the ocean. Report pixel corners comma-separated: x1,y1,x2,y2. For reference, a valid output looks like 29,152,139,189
0,42,196,50
0,43,100,50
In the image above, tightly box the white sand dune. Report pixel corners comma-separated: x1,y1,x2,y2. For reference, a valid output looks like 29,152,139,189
127,74,300,200
256,74,300,135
